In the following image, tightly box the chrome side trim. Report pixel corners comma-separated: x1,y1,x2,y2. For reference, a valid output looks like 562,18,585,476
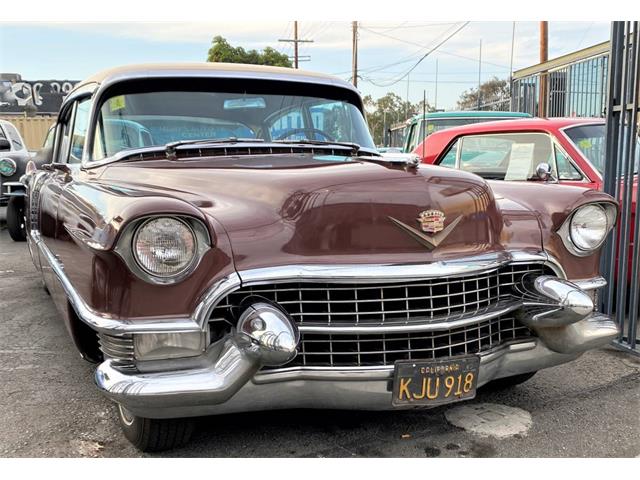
35,232,203,334
38,238,573,336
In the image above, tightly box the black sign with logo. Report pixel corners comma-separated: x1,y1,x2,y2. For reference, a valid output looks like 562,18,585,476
0,79,79,114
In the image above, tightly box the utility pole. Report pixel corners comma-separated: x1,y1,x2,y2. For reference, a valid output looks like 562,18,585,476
382,110,387,146
477,39,482,110
434,59,439,110
279,21,314,69
509,21,516,80
351,21,358,87
539,21,549,117
405,72,410,119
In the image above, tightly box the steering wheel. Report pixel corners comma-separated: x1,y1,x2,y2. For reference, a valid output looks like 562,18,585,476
274,128,335,142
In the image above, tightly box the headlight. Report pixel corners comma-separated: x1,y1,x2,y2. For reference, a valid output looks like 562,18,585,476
562,202,617,255
133,217,197,277
133,331,206,361
570,204,608,251
0,157,16,177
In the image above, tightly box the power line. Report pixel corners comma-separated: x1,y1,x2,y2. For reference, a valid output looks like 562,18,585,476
359,25,510,70
363,22,460,32
361,22,470,87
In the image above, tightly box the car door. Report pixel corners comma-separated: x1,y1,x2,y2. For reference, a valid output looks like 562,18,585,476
38,97,91,304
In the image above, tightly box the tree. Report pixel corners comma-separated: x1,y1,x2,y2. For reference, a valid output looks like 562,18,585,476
364,92,434,146
457,77,510,110
207,36,292,68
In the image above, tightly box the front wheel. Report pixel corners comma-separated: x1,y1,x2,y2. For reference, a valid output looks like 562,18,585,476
117,404,195,452
6,196,26,242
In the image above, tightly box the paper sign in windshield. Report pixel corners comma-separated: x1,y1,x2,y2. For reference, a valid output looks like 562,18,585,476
505,143,535,181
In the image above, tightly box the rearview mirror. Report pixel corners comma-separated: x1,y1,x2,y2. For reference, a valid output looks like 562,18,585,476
223,97,266,110
0,138,10,151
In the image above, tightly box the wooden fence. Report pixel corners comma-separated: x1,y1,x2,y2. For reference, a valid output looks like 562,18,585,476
0,115,56,151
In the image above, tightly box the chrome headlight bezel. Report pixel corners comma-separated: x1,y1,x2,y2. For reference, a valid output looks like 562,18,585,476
558,202,617,257
0,157,17,177
115,215,212,285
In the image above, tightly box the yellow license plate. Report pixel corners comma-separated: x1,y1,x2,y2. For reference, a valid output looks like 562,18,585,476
392,356,480,407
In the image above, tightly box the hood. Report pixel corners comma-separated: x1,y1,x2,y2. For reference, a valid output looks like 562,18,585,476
100,156,509,271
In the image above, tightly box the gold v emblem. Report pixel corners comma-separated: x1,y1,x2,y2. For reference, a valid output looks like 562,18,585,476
389,215,463,251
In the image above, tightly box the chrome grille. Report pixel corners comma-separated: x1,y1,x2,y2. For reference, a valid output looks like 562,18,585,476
286,315,530,368
98,333,136,371
210,264,549,327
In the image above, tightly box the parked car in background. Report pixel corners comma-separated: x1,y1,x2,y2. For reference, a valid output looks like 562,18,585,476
20,63,618,452
403,111,531,153
416,117,637,280
1,120,53,241
0,119,35,240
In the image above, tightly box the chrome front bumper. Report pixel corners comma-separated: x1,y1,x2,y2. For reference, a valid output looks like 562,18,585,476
95,275,619,419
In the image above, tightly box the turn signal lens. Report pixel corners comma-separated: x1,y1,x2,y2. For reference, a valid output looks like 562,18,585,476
133,217,196,277
133,332,206,361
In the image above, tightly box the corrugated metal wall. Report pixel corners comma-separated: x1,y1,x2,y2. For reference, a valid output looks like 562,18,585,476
0,115,55,151
511,42,610,118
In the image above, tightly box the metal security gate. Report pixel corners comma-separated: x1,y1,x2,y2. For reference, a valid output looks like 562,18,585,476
600,21,640,355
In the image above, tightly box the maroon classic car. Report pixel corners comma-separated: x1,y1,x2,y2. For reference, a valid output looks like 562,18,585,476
18,63,619,451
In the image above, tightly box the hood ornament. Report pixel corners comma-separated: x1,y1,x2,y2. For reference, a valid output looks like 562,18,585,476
389,211,463,251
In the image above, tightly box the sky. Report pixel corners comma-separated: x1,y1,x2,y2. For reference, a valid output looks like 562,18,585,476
0,21,611,110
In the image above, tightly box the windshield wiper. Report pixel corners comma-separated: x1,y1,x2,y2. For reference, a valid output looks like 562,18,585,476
272,139,368,156
165,137,263,159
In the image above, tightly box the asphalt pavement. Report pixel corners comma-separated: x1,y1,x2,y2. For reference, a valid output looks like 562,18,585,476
0,207,638,458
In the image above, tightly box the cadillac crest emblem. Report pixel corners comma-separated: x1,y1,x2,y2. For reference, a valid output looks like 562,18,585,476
417,210,445,234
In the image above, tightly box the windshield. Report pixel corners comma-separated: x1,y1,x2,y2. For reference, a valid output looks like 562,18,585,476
92,89,375,160
565,123,639,175
405,117,525,152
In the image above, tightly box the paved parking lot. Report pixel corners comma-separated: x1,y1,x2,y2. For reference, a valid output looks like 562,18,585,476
0,210,639,458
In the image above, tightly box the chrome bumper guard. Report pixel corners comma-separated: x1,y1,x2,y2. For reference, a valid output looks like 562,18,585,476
95,275,619,419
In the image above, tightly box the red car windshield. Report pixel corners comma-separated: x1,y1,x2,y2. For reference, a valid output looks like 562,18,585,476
565,124,638,175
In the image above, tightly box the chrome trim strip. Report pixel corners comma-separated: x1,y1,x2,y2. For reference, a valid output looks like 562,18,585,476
238,250,554,286
35,232,204,334
296,300,522,334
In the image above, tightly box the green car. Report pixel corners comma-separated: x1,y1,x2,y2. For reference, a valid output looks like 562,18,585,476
403,111,531,153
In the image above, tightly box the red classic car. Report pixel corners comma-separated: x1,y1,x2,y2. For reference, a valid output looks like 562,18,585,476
414,117,637,280
18,64,619,451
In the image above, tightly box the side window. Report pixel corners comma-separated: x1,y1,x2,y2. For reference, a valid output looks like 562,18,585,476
269,108,304,140
69,99,91,163
457,133,554,181
438,139,459,168
56,116,73,164
554,145,583,180
4,123,24,150
404,123,417,152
